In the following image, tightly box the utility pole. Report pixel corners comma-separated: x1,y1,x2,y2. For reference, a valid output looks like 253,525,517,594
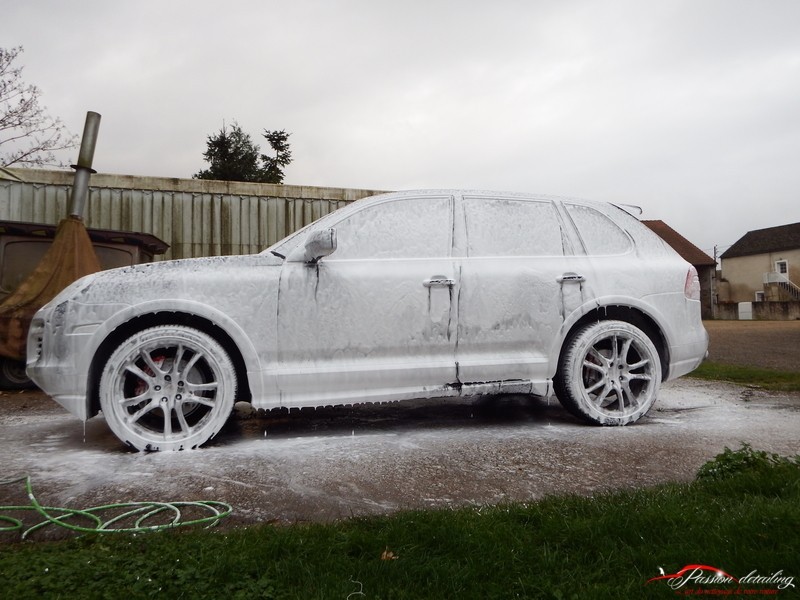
712,245,718,319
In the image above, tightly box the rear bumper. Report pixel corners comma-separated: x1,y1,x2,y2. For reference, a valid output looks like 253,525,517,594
666,327,709,380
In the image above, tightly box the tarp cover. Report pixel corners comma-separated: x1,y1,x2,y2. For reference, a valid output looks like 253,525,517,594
0,216,101,360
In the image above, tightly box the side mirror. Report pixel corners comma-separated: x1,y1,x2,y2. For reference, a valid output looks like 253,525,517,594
288,228,337,263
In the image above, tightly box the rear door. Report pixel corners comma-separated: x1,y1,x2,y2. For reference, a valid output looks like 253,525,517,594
455,195,586,384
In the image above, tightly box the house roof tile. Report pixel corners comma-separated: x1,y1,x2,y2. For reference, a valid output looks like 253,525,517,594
642,220,716,266
719,222,800,259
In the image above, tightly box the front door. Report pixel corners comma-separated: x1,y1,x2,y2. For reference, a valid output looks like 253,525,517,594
276,195,458,405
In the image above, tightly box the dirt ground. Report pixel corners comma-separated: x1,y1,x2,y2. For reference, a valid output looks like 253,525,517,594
704,319,800,372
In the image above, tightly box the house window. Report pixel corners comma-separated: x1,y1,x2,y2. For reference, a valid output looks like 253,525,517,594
755,291,765,302
776,260,788,275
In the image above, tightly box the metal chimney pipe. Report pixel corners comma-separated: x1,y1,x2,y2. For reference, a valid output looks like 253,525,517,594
68,111,102,218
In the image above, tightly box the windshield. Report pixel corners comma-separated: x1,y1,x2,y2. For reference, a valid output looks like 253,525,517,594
262,221,314,259
261,205,351,259
261,192,395,259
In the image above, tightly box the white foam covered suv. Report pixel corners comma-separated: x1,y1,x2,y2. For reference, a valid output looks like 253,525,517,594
27,190,708,451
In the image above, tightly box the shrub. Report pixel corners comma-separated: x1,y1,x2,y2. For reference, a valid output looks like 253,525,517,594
696,442,799,481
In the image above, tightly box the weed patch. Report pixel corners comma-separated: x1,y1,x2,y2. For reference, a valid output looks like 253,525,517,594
697,442,800,481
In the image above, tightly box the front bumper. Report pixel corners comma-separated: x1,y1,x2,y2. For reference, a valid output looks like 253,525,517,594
26,308,94,421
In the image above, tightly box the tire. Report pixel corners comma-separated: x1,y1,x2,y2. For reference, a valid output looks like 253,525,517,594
554,320,661,426
99,325,237,451
0,358,36,390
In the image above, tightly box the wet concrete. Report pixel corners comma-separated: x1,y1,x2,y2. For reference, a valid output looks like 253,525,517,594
1,379,798,530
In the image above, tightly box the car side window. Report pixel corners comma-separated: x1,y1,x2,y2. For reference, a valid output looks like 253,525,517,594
330,196,452,260
565,203,632,255
463,197,564,257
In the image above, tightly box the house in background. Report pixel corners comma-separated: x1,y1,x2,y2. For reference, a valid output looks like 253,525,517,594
642,220,716,319
718,222,800,306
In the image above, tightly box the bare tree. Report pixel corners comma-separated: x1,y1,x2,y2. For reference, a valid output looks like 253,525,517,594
0,46,77,168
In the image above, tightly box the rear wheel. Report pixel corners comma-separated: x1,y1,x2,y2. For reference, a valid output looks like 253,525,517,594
99,325,237,451
0,358,35,390
554,320,661,425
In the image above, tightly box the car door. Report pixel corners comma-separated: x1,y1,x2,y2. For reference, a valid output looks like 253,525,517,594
455,195,589,385
276,194,458,405
561,201,636,301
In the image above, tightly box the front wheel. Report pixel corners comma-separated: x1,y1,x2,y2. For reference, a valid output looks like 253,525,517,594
99,325,237,451
554,320,661,426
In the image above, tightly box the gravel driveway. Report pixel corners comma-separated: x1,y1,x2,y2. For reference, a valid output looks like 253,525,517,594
2,321,798,534
704,319,800,372
1,378,798,532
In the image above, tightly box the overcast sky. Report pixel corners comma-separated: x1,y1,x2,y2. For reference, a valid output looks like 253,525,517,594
3,0,799,255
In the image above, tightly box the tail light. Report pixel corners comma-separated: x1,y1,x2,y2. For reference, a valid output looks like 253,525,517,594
684,266,701,301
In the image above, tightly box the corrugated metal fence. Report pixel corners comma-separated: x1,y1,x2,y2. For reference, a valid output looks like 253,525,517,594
0,169,383,260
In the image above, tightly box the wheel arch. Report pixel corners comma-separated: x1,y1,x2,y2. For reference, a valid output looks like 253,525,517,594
556,304,670,381
87,311,252,419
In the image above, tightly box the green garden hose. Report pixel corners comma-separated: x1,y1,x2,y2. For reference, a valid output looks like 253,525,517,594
0,475,232,539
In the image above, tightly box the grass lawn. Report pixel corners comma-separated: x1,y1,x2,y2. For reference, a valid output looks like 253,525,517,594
689,361,800,392
1,446,798,599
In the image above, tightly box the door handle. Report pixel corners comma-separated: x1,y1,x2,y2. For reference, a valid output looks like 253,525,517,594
423,276,455,288
557,272,585,283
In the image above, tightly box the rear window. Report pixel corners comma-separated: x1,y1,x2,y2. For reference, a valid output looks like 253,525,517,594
1,241,136,296
1,240,50,294
565,203,632,255
94,245,136,270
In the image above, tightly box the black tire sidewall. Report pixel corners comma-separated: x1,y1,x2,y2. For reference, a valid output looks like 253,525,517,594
98,325,236,451
556,320,661,425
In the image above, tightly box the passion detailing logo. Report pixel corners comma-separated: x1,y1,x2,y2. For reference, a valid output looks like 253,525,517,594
646,564,795,595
